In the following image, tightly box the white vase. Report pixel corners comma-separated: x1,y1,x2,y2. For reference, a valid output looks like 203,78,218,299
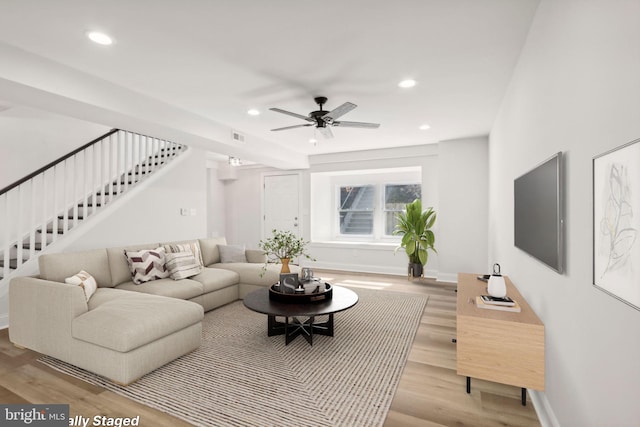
487,263,507,298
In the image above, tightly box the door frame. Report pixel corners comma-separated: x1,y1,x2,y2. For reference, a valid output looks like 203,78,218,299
260,171,303,240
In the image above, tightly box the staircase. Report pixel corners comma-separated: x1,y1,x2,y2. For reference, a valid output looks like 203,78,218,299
341,186,375,234
0,129,186,282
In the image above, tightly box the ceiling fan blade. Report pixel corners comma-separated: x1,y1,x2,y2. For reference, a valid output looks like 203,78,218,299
332,120,380,129
318,126,334,139
269,107,313,122
271,124,314,131
323,102,357,121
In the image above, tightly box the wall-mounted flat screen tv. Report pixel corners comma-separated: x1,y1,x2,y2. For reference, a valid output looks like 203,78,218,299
514,152,564,273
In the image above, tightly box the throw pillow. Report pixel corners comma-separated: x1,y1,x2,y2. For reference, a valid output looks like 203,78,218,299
218,244,247,263
164,241,205,267
165,251,203,280
124,247,170,284
65,270,98,301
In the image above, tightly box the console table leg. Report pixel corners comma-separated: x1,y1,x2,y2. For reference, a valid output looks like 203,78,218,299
466,377,471,394
521,388,527,406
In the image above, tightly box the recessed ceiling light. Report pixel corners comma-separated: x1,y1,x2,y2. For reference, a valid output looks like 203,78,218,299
309,138,318,144
247,109,260,116
86,31,113,45
398,79,417,88
419,124,431,130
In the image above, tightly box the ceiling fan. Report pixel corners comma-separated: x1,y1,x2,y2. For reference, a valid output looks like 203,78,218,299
269,96,380,139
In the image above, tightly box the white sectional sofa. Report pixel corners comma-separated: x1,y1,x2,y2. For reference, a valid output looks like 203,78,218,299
9,237,296,385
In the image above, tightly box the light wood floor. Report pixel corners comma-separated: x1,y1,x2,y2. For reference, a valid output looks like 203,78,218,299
0,270,541,427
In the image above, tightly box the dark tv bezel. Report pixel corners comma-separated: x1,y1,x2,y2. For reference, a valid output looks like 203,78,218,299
514,152,564,274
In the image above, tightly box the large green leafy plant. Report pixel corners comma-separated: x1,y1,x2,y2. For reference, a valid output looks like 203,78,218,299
393,199,437,265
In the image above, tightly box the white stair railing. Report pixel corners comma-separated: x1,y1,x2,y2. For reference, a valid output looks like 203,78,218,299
0,129,185,282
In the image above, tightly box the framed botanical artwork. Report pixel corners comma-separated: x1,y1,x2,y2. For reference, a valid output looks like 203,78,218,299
593,137,640,311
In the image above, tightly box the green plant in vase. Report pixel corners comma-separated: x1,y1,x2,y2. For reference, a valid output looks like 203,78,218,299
393,199,437,278
258,229,315,276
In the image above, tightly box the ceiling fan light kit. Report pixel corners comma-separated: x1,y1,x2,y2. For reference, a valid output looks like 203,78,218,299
269,96,380,139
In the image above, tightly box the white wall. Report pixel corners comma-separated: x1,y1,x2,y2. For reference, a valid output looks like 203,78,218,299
223,165,279,248
206,163,227,238
437,136,489,282
62,147,208,250
224,142,489,279
0,105,109,189
489,1,640,426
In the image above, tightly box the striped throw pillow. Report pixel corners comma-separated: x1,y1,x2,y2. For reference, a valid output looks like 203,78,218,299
65,270,98,301
124,247,170,284
165,251,203,280
164,241,205,267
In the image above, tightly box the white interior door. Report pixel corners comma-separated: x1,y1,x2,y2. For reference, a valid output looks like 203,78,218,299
263,174,300,238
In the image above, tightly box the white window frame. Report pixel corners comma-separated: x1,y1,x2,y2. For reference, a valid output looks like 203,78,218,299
382,182,422,237
334,181,421,242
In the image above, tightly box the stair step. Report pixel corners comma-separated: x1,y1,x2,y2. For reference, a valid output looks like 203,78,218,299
19,242,43,251
0,259,18,269
39,227,65,235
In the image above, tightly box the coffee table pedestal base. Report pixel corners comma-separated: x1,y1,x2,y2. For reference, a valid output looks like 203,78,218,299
267,314,334,345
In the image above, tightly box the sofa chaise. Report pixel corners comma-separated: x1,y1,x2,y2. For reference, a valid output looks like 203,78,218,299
9,237,297,385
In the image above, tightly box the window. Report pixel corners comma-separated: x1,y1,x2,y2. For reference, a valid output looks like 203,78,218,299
383,184,422,235
337,183,421,238
339,185,375,234
309,166,422,243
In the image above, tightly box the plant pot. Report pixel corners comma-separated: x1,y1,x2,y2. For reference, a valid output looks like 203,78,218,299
408,263,423,277
280,258,291,274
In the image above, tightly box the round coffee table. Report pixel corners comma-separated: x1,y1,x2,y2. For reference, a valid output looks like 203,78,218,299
243,285,358,346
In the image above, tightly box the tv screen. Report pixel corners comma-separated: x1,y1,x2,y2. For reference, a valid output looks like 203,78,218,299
514,152,564,273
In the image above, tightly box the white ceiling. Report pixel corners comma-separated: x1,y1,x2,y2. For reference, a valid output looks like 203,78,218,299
0,0,539,165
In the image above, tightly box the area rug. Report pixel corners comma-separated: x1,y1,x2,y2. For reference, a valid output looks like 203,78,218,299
39,287,427,427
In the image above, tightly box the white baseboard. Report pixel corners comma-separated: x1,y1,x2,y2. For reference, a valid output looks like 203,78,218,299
307,261,406,276
304,262,458,283
530,390,561,427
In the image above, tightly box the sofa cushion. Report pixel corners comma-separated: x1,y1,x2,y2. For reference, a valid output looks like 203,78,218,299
116,278,204,300
218,245,247,263
39,249,112,288
124,247,170,284
65,270,98,301
164,241,205,267
107,243,160,287
213,262,297,287
165,252,202,280
189,267,240,293
87,288,136,311
72,292,203,352
198,237,227,266
245,249,267,264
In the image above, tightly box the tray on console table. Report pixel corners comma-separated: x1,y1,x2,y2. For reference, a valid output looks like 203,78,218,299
269,282,333,303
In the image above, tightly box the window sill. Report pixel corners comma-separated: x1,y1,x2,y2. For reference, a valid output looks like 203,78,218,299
310,241,398,251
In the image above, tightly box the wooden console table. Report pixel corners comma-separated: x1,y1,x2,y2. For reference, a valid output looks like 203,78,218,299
456,273,545,405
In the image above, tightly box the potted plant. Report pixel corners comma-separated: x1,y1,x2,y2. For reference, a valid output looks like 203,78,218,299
393,199,437,277
258,229,315,275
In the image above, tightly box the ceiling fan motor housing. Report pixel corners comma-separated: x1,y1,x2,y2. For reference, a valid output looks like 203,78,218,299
269,96,379,136
314,96,328,107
